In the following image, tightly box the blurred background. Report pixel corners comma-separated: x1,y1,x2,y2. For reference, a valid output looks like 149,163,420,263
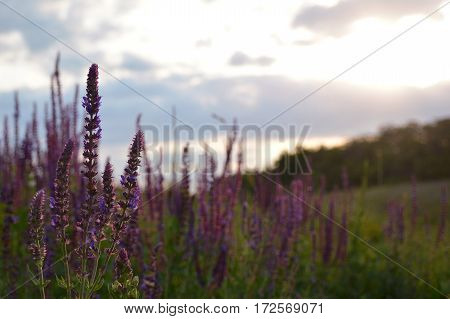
0,0,449,175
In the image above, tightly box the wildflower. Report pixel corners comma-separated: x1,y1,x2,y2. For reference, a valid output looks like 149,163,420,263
111,248,139,298
51,140,73,236
28,190,48,298
78,64,102,298
210,243,228,290
179,143,191,226
113,131,144,243
92,160,116,243
79,63,102,240
28,190,47,264
436,185,447,245
123,186,142,260
140,243,161,298
322,199,334,264
410,175,418,229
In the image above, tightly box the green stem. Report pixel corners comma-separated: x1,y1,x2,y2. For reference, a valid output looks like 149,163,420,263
36,240,46,299
88,197,131,298
87,241,102,297
39,265,46,299
89,240,117,298
91,208,128,295
80,220,91,298
62,229,72,298
80,252,87,298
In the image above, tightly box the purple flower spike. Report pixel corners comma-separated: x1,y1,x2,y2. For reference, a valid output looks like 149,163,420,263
28,190,47,264
112,248,139,298
118,130,144,212
79,63,102,253
52,140,74,238
92,160,116,242
111,131,144,250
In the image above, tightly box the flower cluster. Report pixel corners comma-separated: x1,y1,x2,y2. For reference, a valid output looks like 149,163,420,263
111,248,139,298
50,140,73,237
28,190,47,264
112,131,144,245
79,63,102,242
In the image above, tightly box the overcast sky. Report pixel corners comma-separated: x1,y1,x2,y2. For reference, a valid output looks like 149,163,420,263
0,0,449,170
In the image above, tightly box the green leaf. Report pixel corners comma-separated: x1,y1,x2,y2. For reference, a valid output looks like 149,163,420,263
92,278,104,292
43,279,51,288
131,276,139,287
55,275,67,289
27,265,40,286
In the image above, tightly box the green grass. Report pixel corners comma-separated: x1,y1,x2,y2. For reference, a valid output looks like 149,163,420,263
1,180,448,298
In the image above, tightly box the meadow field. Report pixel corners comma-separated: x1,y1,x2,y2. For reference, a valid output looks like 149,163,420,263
0,62,448,299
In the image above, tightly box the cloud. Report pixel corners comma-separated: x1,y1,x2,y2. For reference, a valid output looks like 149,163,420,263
195,39,212,48
1,67,450,173
229,51,275,67
120,53,155,71
0,0,133,54
92,72,450,143
0,0,72,51
294,39,318,46
292,0,444,37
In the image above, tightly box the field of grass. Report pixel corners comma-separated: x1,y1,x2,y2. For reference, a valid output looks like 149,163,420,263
149,179,449,299
1,177,447,298
0,63,447,299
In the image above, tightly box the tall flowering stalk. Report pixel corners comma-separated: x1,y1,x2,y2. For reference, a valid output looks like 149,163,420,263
96,160,116,240
32,104,44,189
436,185,447,245
13,92,19,162
123,186,143,261
141,243,161,298
111,248,139,298
410,175,418,230
395,203,405,243
155,150,165,243
322,199,334,264
87,160,116,291
116,130,144,241
79,64,102,298
27,190,47,298
51,140,74,298
91,131,144,297
180,143,191,231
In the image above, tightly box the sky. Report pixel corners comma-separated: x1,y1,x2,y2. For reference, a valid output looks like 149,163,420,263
0,0,449,171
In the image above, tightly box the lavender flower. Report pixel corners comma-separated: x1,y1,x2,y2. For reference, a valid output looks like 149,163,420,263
51,140,74,237
111,248,139,298
90,132,144,298
123,186,142,260
32,104,43,189
322,199,334,264
335,208,348,262
140,243,161,299
114,130,144,240
28,190,47,264
78,64,102,297
179,143,191,226
50,139,73,298
80,63,102,238
155,150,165,243
13,92,19,160
92,160,116,242
210,243,228,290
27,190,47,298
